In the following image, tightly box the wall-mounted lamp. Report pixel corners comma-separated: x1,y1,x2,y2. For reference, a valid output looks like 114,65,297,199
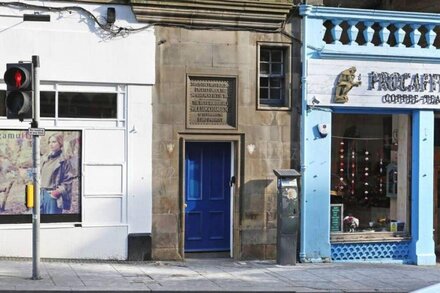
247,144,256,155
166,143,175,154
106,7,116,26
311,96,320,105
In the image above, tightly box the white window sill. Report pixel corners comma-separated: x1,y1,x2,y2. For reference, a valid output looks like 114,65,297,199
330,231,411,244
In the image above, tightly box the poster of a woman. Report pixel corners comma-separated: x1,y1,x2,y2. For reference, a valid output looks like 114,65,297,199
0,130,81,218
40,133,74,214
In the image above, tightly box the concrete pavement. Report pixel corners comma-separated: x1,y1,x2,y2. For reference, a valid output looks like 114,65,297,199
0,258,439,292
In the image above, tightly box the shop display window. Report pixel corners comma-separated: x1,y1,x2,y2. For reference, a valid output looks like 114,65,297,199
331,114,411,238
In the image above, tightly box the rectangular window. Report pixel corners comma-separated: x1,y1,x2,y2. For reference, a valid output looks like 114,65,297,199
258,44,291,109
58,92,117,119
330,114,411,240
0,90,118,119
41,91,56,118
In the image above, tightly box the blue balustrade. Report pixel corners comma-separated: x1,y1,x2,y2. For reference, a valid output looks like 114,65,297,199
300,6,440,60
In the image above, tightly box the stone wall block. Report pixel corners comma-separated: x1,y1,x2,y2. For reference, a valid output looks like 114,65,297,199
153,214,179,234
152,194,179,215
241,244,265,259
153,124,173,143
213,45,251,66
241,212,265,229
171,104,186,124
250,32,289,44
245,158,265,177
241,229,266,244
267,141,283,160
266,228,277,243
157,27,182,44
159,65,187,84
281,125,292,143
256,111,276,126
265,244,277,259
157,82,185,105
275,112,291,126
269,126,282,141
160,45,184,66
181,43,213,65
152,248,182,261
152,232,179,249
181,29,238,44
153,104,174,124
238,88,253,107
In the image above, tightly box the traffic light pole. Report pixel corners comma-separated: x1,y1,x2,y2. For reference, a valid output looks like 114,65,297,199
31,55,41,280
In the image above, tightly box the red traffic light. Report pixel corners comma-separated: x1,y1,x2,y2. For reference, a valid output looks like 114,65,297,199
14,70,23,88
4,65,32,90
4,63,33,121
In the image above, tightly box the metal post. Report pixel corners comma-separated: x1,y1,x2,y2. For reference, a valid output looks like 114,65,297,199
31,55,41,280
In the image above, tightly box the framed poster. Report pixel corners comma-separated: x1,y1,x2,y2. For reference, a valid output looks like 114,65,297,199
0,129,81,223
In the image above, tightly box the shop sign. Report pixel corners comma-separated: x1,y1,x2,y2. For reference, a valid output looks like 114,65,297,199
307,59,440,109
330,204,343,232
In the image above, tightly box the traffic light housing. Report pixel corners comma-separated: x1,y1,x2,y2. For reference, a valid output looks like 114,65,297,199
4,63,33,121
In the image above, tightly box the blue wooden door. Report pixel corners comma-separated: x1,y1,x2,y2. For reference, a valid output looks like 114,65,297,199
185,142,231,252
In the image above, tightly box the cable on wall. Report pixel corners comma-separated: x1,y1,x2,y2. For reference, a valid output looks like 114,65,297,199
0,1,152,37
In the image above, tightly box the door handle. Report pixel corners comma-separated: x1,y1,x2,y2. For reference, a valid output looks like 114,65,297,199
184,203,188,208
230,176,236,187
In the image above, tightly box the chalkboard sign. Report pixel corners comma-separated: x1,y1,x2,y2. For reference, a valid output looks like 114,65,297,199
330,204,343,232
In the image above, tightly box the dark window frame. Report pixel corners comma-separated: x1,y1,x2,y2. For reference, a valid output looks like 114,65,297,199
257,43,291,110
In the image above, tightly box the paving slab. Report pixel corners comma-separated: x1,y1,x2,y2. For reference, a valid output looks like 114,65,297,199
0,258,439,292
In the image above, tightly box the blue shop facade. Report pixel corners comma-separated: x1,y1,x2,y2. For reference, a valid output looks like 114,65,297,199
299,5,440,265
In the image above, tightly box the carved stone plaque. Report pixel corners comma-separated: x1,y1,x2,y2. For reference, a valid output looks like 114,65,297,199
187,76,237,129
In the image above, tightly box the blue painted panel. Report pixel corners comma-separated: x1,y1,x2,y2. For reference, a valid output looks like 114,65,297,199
410,111,436,265
300,109,332,262
185,142,231,252
186,148,202,201
331,242,411,263
186,212,202,241
209,151,227,200
208,211,225,240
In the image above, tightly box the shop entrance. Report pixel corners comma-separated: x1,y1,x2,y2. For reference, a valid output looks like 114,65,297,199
184,142,231,252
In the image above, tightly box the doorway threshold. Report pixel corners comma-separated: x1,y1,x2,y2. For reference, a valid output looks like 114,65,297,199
185,252,230,259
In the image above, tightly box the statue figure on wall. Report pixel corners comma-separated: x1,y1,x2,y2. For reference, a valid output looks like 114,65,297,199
335,67,361,103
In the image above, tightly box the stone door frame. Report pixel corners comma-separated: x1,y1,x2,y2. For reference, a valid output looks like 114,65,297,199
179,133,243,259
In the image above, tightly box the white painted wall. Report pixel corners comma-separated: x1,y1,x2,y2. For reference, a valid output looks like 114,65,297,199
0,1,154,259
127,85,152,234
0,1,154,84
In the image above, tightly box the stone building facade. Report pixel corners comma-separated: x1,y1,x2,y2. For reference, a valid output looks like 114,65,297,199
132,0,300,260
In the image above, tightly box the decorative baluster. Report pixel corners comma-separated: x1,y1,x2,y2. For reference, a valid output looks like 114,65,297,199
394,23,406,47
347,21,359,46
363,21,375,46
331,19,343,45
425,25,436,49
410,24,421,48
322,20,328,45
378,22,390,47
